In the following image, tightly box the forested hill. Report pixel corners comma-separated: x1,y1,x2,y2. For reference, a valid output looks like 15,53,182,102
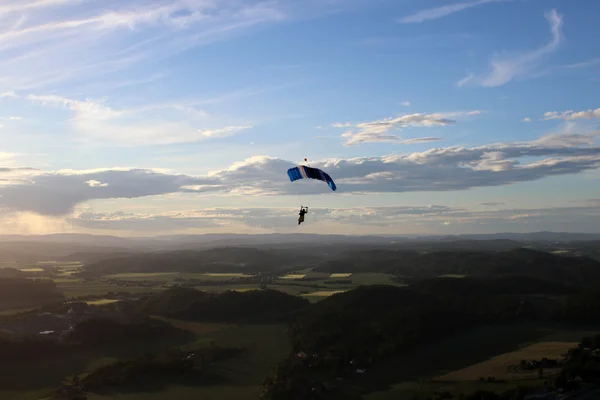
139,287,310,323
314,248,600,286
80,247,315,276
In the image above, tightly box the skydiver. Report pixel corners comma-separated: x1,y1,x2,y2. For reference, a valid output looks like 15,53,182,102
298,206,308,225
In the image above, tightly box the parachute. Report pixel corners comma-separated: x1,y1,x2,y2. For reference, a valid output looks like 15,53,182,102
287,165,337,191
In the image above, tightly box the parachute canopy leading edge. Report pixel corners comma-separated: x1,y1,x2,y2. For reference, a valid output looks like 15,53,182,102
287,165,337,191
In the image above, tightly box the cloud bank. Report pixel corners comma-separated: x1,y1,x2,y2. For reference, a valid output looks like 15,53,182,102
1,131,600,216
64,202,600,234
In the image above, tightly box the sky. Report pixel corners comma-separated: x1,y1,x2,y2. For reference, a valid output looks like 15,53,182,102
0,0,599,236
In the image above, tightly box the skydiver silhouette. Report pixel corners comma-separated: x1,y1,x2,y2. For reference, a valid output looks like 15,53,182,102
298,207,308,225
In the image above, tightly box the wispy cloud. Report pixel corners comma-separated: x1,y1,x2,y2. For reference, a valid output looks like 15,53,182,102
401,137,444,144
198,126,253,139
399,0,506,24
3,91,254,146
458,9,564,87
332,122,352,128
480,201,505,206
544,108,600,121
0,0,297,92
402,101,411,106
456,74,474,88
0,116,22,121
523,117,532,122
556,59,600,70
334,111,481,146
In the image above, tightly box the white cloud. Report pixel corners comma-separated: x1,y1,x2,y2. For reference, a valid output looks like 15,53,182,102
86,180,108,188
402,101,411,106
198,126,253,138
523,117,532,122
0,116,23,122
544,108,600,121
530,132,600,147
459,9,564,87
26,94,120,119
399,0,506,23
400,137,444,144
335,111,480,146
1,131,600,216
5,91,252,146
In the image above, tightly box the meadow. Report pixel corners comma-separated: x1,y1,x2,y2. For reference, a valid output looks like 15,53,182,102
434,341,575,382
364,326,599,400
44,267,405,303
0,320,291,400
88,322,290,400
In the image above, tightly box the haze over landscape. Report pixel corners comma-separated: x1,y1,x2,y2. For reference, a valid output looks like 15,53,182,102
1,0,599,236
4,3,600,400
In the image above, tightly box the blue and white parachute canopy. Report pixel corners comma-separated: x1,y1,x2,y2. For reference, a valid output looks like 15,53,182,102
287,165,337,191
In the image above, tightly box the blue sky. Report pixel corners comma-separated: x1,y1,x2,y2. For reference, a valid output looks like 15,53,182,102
0,0,599,236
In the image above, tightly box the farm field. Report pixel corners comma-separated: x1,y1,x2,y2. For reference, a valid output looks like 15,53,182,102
364,326,600,400
302,290,347,297
49,269,407,302
435,341,575,382
56,281,162,298
279,274,306,279
365,380,542,400
85,299,120,306
330,273,352,278
106,272,179,279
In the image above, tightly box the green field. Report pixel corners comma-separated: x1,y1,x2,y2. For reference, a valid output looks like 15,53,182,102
36,261,83,266
0,319,291,400
203,273,255,278
56,281,162,297
52,271,406,302
0,307,35,316
104,272,255,282
85,299,120,306
0,261,19,268
279,274,306,279
106,272,179,279
18,268,45,273
302,290,347,297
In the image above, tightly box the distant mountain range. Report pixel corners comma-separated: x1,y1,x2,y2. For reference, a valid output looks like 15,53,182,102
0,231,598,264
0,231,599,249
